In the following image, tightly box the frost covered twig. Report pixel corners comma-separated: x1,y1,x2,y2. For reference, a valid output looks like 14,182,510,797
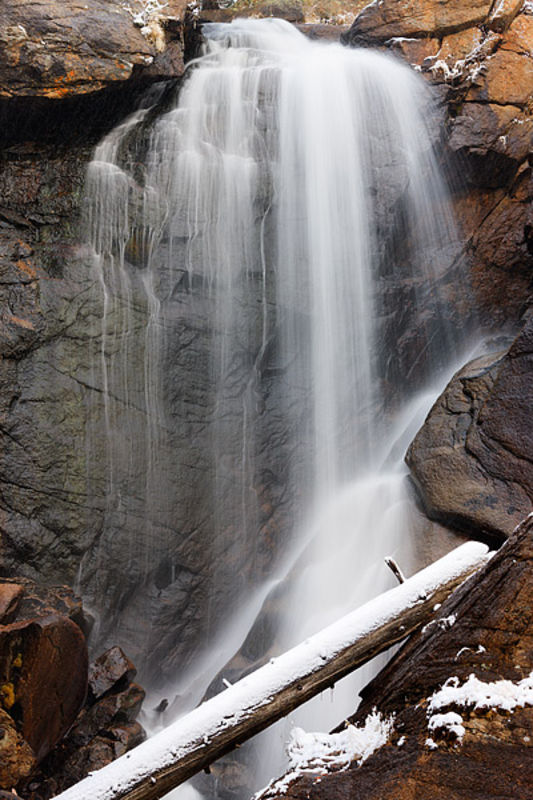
121,1,170,50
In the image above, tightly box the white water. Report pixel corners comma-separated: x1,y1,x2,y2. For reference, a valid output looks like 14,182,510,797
84,17,468,797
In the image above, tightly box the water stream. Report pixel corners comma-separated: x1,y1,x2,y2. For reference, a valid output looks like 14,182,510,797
82,18,469,798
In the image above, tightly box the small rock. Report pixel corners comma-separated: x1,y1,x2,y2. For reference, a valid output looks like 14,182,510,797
88,646,137,701
70,682,145,746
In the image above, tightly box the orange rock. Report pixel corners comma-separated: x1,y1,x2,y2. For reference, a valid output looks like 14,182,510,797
0,0,185,99
501,12,533,55
388,37,440,67
487,0,524,32
437,26,483,65
345,0,493,43
467,48,533,107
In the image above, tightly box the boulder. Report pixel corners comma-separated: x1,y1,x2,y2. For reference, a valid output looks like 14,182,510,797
0,615,88,763
22,657,146,799
407,317,533,539
269,517,533,800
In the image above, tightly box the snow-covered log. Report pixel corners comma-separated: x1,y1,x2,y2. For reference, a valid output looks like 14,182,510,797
53,542,489,800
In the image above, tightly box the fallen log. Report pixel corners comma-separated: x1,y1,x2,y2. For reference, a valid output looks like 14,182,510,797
53,541,490,800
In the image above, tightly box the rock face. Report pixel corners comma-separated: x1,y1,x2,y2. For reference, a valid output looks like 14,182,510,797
343,0,533,327
270,517,533,800
347,0,495,41
0,0,187,99
0,0,210,684
407,317,533,540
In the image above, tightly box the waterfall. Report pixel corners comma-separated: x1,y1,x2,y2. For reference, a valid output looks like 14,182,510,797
81,16,467,797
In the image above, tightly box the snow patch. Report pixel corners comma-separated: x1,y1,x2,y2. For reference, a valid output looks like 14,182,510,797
255,711,394,799
454,644,486,661
524,0,533,14
428,672,533,714
428,711,465,741
422,613,456,635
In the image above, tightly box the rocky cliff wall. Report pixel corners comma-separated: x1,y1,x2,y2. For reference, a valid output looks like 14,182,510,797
0,0,531,689
344,0,533,328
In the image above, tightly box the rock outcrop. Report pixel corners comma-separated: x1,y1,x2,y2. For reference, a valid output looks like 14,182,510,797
0,0,187,100
407,316,533,540
267,516,533,800
343,0,533,327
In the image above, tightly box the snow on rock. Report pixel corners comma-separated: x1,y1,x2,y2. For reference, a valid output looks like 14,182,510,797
427,711,466,741
422,613,456,634
428,672,533,714
288,712,394,770
255,712,394,799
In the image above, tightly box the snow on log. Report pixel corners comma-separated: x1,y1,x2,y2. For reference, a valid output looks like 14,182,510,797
53,541,490,800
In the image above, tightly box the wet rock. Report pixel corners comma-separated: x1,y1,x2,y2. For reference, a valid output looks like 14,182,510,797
88,646,137,701
0,708,36,787
407,317,533,539
271,517,533,800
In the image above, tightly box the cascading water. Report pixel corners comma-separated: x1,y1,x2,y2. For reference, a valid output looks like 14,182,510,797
81,17,468,798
